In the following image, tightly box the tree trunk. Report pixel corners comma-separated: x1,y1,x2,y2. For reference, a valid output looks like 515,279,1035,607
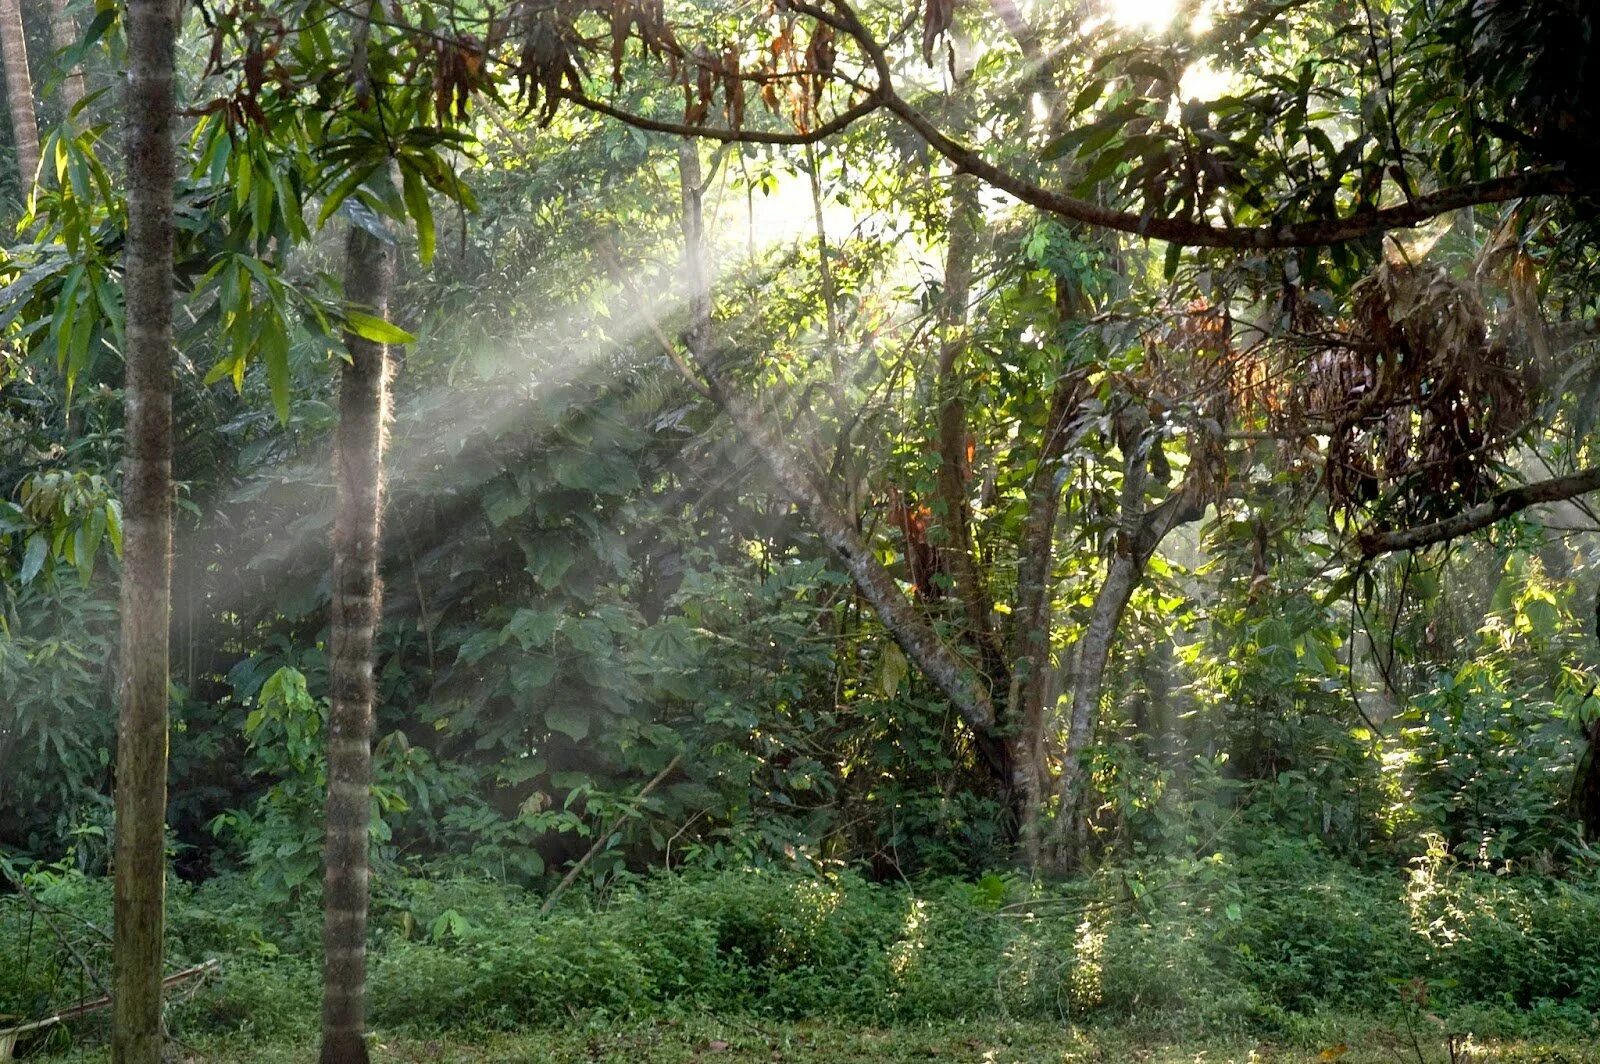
1008,370,1083,866
1049,442,1207,869
46,0,84,122
1051,550,1141,865
0,0,39,186
319,224,393,1064
112,0,177,1062
934,173,1007,690
675,140,1009,779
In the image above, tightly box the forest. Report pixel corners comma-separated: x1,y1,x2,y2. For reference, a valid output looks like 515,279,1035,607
2,0,1599,1061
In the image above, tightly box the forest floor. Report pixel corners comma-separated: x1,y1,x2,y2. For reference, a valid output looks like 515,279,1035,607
46,1017,1600,1063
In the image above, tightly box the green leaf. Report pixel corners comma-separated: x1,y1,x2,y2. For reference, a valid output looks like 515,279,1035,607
104,500,122,555
261,316,291,423
545,704,590,742
879,643,909,698
482,478,530,527
75,508,104,586
402,164,435,266
344,311,415,345
203,354,242,387
505,607,560,650
317,163,380,227
20,533,48,584
522,537,577,588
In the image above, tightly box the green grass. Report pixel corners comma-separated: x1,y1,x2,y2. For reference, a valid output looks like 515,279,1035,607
12,853,1600,1061
38,1016,1600,1063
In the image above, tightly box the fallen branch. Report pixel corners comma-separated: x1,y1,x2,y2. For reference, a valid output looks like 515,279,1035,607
540,755,682,916
0,960,220,1060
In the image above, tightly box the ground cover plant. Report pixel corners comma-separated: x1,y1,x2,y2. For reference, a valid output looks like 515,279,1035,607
7,850,1600,1058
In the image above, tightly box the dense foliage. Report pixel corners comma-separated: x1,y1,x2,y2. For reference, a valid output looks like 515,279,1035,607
1,0,1599,1055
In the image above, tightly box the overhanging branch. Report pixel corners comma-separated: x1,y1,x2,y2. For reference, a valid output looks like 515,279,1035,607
817,0,1578,250
558,87,883,146
1357,466,1600,556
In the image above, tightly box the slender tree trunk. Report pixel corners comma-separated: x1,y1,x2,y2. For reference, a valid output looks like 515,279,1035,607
675,140,1009,778
112,1,177,1062
1049,442,1207,869
47,0,84,122
934,174,1007,690
1008,370,1082,866
319,224,393,1064
1051,549,1141,864
0,0,39,186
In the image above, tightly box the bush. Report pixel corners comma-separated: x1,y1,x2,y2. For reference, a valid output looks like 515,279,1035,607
10,851,1600,1048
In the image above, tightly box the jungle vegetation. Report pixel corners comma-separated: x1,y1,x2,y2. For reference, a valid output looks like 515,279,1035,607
2,0,1600,1060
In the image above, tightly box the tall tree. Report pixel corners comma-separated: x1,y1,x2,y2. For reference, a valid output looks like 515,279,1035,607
0,0,38,186
319,220,394,1064
113,0,178,1061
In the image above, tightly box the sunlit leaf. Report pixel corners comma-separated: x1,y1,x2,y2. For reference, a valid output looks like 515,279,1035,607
344,311,415,344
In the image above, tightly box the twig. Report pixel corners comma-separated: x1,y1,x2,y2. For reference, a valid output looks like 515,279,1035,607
7,879,108,998
0,960,220,1058
540,756,682,915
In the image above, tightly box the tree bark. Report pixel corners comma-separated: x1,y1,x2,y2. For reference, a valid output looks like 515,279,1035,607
1358,466,1600,556
1008,369,1083,866
933,173,1007,690
46,0,84,122
675,140,1008,778
319,224,393,1064
0,0,39,186
1049,442,1207,868
113,1,177,1062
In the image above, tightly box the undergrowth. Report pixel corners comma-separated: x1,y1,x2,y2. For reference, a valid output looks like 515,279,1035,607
4,838,1599,1056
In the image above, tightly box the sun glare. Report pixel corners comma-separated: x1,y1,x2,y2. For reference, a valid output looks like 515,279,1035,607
1180,58,1231,102
1109,0,1179,30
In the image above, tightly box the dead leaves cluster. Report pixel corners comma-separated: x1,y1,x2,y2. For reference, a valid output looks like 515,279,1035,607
1311,261,1533,524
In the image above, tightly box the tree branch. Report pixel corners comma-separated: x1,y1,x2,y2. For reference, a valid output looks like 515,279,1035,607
558,87,883,146
819,0,1577,250
1357,466,1600,556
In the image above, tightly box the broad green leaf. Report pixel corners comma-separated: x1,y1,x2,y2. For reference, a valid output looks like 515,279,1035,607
545,704,590,742
505,607,560,650
19,533,48,584
345,311,415,345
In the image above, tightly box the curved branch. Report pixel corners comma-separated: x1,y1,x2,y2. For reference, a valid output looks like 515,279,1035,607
558,87,884,145
1357,466,1600,556
820,0,1578,249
